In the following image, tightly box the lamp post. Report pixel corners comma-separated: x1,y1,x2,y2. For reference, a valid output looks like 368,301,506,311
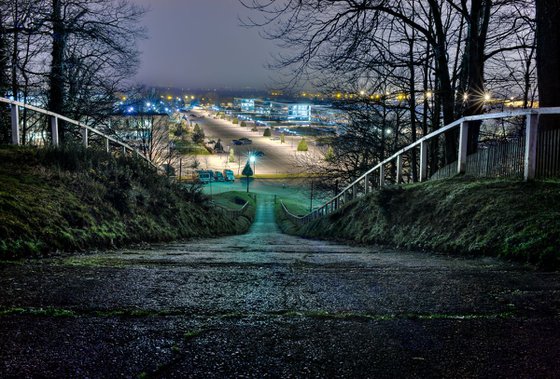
250,155,256,175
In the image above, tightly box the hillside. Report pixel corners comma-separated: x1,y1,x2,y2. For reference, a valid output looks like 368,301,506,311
0,146,255,258
278,177,560,270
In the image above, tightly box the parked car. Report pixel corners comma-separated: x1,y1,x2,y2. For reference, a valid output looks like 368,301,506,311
238,137,252,145
214,171,225,182
223,169,235,182
232,139,243,145
196,170,212,184
253,150,265,157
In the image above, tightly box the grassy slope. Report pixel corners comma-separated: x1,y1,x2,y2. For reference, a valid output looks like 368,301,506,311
0,146,255,258
279,177,560,269
275,198,309,235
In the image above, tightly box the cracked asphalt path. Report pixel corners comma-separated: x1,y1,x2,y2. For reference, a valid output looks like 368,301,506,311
1,194,560,377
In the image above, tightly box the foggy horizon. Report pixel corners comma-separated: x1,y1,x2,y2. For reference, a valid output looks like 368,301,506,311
129,0,283,90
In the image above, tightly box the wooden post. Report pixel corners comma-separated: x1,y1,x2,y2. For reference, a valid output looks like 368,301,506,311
379,165,385,187
396,155,403,184
420,140,428,181
458,121,469,174
50,116,59,146
524,113,539,181
82,128,88,148
10,104,20,145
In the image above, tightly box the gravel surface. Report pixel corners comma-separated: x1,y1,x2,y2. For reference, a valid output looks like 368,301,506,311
1,194,559,377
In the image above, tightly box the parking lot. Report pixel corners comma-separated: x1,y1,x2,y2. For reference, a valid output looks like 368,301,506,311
186,110,324,175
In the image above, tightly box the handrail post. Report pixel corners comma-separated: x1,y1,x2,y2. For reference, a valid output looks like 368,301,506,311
420,141,428,181
458,121,469,174
82,128,88,148
524,113,539,181
50,116,59,146
396,154,403,184
379,165,385,188
105,138,110,153
10,104,20,145
352,184,357,198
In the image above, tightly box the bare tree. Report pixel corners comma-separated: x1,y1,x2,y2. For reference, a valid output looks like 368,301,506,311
241,0,536,165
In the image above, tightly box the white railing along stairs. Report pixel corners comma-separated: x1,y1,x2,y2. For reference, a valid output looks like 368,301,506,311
282,107,560,226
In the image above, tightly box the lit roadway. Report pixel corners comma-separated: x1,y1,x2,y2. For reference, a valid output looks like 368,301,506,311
188,109,321,176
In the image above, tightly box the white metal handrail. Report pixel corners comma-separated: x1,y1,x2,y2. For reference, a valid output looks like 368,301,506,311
292,107,560,226
1,96,157,169
213,200,251,218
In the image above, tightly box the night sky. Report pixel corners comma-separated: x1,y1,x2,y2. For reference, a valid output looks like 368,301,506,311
129,0,280,89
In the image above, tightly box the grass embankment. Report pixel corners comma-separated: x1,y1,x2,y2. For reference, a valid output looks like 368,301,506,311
278,177,560,269
275,198,309,235
0,146,255,258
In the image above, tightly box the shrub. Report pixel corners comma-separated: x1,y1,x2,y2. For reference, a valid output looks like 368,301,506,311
192,124,205,144
232,118,239,124
297,138,308,152
263,128,272,137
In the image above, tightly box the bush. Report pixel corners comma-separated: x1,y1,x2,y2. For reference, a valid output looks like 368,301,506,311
297,138,308,152
192,124,205,144
232,118,239,124
263,128,272,137
240,121,247,127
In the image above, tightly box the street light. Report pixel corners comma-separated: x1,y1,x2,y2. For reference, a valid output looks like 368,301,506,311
250,155,256,175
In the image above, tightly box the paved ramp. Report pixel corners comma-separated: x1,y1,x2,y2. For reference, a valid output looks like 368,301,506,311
1,196,560,377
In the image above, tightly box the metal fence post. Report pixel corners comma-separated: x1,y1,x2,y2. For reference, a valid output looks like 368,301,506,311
458,121,469,174
420,141,428,181
379,165,385,187
82,128,88,148
396,155,403,184
50,116,59,146
524,113,539,181
10,104,20,145
105,138,110,153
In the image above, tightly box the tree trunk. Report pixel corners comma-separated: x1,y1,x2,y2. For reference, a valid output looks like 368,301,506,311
428,1,458,165
463,0,492,154
536,0,560,130
48,0,65,142
0,12,10,143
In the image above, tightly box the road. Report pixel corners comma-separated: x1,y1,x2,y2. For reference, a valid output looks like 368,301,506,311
1,195,559,377
188,110,321,175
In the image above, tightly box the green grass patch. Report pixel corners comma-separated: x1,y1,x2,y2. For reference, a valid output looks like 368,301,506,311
284,177,560,270
0,146,254,258
212,191,254,210
275,197,309,234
